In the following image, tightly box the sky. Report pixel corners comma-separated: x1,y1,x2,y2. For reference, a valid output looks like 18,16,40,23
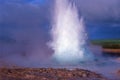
0,0,120,66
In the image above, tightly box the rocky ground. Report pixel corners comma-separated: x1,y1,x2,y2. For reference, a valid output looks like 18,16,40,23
0,67,108,80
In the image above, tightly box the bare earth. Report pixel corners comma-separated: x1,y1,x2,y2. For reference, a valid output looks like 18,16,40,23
0,67,108,80
103,49,120,53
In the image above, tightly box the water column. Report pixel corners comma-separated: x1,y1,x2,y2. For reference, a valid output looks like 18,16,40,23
49,0,88,64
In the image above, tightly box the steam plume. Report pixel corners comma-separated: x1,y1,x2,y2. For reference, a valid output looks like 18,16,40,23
49,0,88,64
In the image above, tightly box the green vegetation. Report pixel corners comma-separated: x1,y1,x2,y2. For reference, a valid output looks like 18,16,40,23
91,40,120,49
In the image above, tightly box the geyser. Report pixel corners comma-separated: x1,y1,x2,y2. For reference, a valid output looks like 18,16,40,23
49,0,91,64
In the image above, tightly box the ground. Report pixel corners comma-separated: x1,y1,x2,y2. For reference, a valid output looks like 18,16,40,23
91,39,120,54
0,67,108,80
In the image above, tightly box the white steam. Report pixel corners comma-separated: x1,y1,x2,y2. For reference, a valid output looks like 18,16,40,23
49,0,88,64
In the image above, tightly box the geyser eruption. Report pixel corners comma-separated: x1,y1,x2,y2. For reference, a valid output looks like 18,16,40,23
49,0,91,64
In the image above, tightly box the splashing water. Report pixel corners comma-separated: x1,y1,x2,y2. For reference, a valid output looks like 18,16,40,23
49,0,90,64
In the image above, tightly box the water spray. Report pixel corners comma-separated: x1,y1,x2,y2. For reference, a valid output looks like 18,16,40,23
49,0,93,64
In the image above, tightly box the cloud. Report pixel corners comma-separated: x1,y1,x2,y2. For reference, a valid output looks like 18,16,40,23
1,0,120,24
73,0,120,39
74,0,120,23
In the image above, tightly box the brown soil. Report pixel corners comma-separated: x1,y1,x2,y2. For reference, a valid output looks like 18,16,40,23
0,67,108,80
103,49,120,54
